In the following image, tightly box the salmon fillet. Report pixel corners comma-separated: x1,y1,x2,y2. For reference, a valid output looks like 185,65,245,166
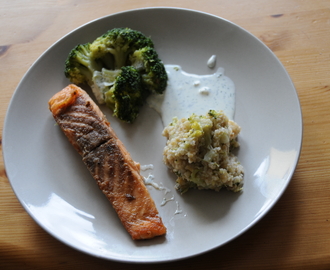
48,84,166,240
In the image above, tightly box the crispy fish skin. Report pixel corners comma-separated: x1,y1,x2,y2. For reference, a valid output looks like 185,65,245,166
49,84,166,240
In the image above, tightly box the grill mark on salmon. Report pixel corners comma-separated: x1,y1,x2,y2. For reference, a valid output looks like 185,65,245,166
49,84,166,240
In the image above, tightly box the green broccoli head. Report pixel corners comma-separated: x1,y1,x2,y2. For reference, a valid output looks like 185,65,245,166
64,43,102,85
130,47,168,94
104,66,149,123
90,28,154,69
64,28,167,123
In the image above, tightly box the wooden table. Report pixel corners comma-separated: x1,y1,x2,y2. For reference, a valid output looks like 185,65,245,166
1,0,329,269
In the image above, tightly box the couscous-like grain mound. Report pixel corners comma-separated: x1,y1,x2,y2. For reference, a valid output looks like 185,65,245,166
162,110,244,194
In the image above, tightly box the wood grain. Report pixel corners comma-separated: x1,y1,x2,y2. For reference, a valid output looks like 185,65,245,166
1,0,330,269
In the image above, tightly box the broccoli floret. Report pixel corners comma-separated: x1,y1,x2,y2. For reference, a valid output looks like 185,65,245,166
64,43,100,85
103,66,149,123
64,28,167,123
130,47,167,94
90,28,154,69
64,43,106,103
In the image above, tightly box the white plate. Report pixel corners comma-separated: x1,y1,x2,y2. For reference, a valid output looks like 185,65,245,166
3,7,302,263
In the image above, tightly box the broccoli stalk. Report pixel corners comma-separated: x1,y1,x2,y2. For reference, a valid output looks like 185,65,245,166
64,28,168,123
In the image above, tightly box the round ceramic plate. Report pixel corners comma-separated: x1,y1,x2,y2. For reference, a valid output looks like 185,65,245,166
3,7,302,263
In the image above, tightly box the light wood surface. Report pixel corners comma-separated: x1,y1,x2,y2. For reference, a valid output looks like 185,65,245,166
1,0,330,269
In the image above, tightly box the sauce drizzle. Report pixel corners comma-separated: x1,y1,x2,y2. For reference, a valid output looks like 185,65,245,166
147,65,236,126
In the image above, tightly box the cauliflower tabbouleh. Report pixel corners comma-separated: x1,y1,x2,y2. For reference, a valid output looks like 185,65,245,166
162,110,244,194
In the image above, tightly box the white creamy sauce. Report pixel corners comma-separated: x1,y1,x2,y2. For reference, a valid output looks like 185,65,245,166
142,168,183,215
161,195,175,206
163,186,171,195
144,173,171,194
140,164,154,171
144,174,162,190
207,55,217,68
174,201,183,215
147,65,236,126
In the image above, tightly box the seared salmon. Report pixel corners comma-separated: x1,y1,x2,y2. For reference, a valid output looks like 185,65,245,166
48,84,166,240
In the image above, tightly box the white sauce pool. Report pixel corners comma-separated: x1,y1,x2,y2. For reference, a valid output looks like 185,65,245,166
147,65,236,126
